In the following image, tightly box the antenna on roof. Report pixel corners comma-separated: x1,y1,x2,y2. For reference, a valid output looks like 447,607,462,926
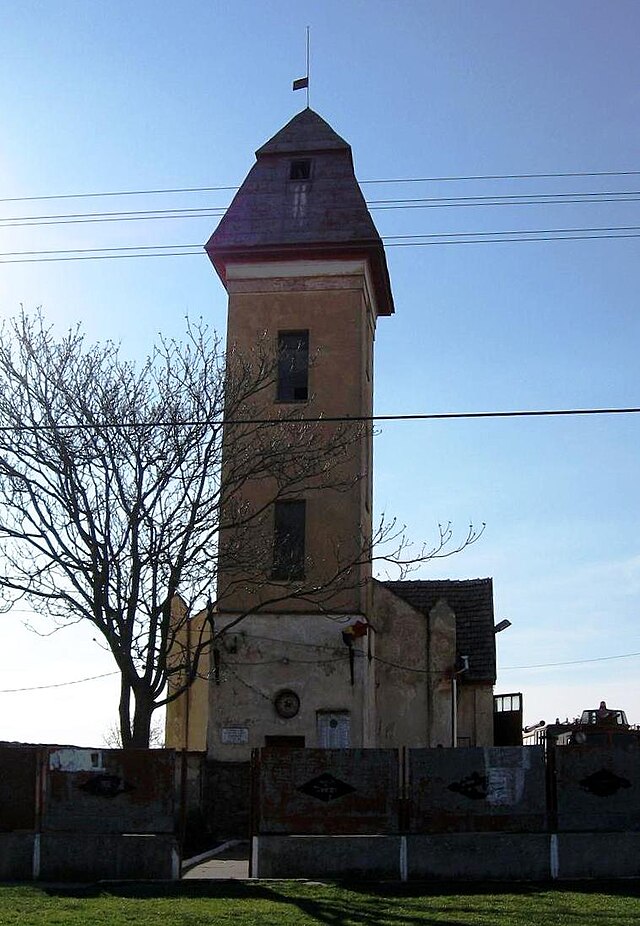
292,26,311,108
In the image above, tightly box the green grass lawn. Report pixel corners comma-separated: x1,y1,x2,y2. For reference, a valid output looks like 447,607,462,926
0,881,639,926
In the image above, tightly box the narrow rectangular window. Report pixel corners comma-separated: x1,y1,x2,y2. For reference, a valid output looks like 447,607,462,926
272,500,306,579
277,331,309,402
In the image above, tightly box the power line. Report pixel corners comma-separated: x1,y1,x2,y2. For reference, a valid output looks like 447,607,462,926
2,188,640,231
390,232,640,246
0,406,638,434
372,196,640,212
364,170,640,184
2,647,637,694
370,189,640,205
2,224,639,261
2,169,640,205
0,251,202,264
0,207,226,227
500,651,640,670
2,231,640,265
0,670,118,693
376,650,640,674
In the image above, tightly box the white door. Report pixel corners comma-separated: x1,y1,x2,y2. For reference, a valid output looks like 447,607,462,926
317,711,351,748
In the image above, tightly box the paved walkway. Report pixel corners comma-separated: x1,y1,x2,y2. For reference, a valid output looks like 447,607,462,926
182,841,250,879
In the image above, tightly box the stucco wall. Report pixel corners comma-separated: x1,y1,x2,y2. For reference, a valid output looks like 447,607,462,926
372,582,493,748
208,611,372,760
457,683,495,747
164,610,209,752
167,584,496,753
218,262,377,616
372,582,430,747
373,584,461,748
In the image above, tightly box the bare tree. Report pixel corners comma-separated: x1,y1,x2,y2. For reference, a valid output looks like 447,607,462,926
103,719,165,749
0,311,482,746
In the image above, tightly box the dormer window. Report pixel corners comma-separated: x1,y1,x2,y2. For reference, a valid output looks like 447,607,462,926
289,159,312,181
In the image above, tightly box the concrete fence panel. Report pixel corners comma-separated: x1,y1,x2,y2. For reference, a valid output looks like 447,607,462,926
554,744,640,832
38,833,179,881
409,746,547,833
0,833,36,880
42,747,176,834
258,748,399,835
0,745,40,833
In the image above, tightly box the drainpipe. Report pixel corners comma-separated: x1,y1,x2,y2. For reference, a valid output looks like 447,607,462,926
451,675,457,748
451,656,469,747
184,617,191,751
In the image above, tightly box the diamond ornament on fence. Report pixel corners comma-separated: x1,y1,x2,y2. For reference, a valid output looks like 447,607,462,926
297,772,357,803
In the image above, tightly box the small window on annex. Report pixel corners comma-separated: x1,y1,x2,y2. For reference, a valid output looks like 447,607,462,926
272,499,306,580
277,330,309,402
289,158,312,181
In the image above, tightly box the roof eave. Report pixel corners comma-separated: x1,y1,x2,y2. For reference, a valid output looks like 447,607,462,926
204,240,395,316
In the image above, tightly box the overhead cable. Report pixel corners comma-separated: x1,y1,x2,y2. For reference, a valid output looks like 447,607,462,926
0,670,118,693
2,224,640,261
2,168,640,204
2,189,640,229
0,406,638,434
2,231,640,265
2,648,638,694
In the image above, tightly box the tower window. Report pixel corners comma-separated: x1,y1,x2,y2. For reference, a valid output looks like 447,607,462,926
289,159,312,181
272,500,306,580
277,331,309,402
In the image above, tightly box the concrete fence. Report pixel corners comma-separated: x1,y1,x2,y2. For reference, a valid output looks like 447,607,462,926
257,748,399,835
0,744,179,881
3,741,639,882
252,743,640,880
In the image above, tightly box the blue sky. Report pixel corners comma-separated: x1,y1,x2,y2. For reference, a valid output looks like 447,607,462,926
0,0,638,744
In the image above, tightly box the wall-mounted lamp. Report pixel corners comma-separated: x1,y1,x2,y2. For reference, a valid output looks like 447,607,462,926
494,619,512,634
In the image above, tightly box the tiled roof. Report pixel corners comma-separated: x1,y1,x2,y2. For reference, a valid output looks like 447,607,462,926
205,108,394,315
381,578,496,683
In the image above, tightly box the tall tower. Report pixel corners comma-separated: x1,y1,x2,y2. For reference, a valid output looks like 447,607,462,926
205,109,394,756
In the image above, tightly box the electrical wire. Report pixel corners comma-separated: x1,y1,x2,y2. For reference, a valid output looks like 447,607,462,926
500,651,640,670
0,232,640,264
2,224,640,264
2,168,640,205
0,670,118,693
2,646,638,694
2,189,640,230
0,405,638,434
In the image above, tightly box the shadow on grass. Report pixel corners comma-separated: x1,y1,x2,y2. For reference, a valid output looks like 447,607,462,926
343,879,640,899
40,878,640,901
32,879,640,926
40,880,466,926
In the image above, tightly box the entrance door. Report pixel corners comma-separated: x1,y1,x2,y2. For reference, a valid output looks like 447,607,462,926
264,735,306,749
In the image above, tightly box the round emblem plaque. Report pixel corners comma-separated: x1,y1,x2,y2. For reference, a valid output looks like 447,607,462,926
274,689,300,719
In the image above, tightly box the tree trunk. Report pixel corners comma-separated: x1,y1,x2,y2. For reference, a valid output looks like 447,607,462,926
130,689,155,748
118,675,133,748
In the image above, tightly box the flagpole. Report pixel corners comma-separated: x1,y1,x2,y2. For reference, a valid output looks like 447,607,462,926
306,26,310,108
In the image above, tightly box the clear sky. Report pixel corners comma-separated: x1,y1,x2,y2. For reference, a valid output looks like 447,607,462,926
0,0,638,745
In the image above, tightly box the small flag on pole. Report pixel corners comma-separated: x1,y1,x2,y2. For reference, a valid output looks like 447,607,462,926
292,76,309,91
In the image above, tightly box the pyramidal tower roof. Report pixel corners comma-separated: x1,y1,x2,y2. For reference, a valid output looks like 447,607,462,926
255,108,350,155
205,108,394,315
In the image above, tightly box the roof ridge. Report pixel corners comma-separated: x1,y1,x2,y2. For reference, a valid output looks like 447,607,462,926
382,577,492,586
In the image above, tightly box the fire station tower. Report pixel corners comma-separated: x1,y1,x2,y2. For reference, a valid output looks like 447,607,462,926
202,108,394,754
